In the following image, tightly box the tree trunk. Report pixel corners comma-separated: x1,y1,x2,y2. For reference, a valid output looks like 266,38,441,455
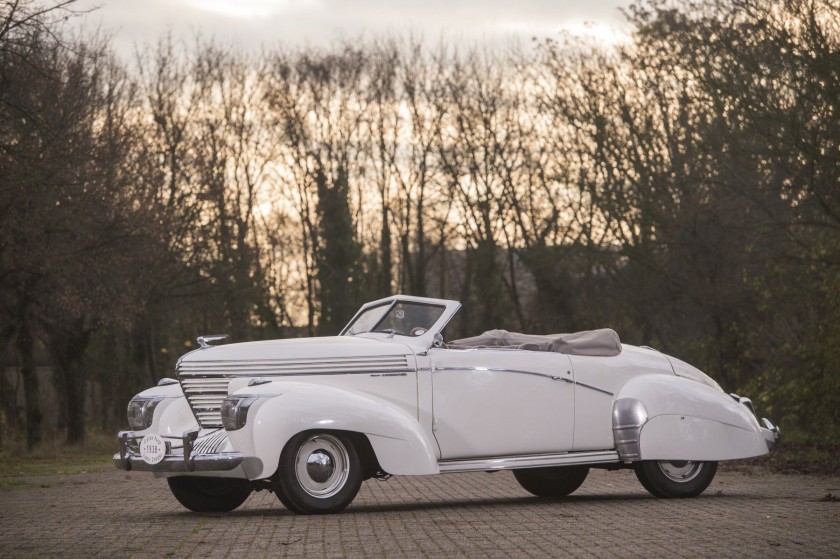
15,319,42,449
413,195,427,296
63,360,86,444
0,330,22,446
379,201,392,296
49,328,92,445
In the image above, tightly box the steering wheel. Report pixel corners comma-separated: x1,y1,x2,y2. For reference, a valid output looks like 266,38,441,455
409,327,427,337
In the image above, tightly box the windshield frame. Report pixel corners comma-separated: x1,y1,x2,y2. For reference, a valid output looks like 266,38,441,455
339,296,461,347
342,301,396,336
343,300,447,338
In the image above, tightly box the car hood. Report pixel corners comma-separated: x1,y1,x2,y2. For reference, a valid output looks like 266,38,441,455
178,335,414,365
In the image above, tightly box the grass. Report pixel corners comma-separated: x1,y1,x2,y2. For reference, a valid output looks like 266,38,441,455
0,432,116,480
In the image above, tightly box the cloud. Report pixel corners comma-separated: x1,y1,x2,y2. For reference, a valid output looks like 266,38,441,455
72,0,629,60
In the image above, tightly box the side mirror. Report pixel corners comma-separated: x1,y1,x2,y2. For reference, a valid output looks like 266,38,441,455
432,333,444,348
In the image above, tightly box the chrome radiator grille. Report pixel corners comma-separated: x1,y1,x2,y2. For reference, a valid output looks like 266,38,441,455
178,377,232,428
177,354,411,428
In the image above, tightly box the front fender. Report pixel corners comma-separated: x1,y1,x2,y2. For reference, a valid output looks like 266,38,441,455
135,382,197,438
613,375,770,461
226,381,439,479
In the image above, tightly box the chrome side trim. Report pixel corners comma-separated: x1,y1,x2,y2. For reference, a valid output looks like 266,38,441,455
572,380,614,396
432,366,614,396
179,367,414,376
179,355,410,370
438,450,619,473
433,366,554,380
612,398,648,461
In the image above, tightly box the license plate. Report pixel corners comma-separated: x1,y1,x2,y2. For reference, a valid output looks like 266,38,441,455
139,434,167,464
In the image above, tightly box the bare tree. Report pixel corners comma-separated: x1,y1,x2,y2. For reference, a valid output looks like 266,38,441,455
265,45,369,334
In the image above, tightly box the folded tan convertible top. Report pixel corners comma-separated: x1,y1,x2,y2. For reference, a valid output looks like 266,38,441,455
448,328,622,357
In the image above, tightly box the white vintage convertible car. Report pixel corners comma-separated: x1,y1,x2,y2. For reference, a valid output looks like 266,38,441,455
115,295,779,514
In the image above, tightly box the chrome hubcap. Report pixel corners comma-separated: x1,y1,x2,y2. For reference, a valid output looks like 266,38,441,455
295,434,349,498
306,450,335,483
658,460,703,482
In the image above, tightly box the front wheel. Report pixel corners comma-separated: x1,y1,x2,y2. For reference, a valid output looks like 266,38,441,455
167,476,252,512
513,466,589,498
272,432,363,514
634,460,717,498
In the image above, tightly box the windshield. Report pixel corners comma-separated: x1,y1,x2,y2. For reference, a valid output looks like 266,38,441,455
344,301,446,337
344,303,391,335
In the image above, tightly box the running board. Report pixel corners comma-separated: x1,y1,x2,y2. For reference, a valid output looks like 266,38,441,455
438,451,620,473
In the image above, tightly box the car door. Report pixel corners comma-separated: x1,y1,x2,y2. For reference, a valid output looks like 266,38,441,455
430,348,575,460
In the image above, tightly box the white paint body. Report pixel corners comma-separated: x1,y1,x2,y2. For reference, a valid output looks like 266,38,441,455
123,295,777,480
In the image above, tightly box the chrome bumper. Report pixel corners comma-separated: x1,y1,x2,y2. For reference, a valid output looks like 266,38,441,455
113,430,244,473
760,418,781,449
730,393,781,450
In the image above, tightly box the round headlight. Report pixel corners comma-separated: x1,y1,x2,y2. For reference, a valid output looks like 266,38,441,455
127,396,164,430
220,396,258,431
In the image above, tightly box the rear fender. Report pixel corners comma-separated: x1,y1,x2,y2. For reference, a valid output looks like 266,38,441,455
226,381,439,479
613,375,769,461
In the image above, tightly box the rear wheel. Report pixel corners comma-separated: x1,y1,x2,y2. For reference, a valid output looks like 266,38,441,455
272,432,363,514
634,460,717,498
167,476,252,512
513,466,590,498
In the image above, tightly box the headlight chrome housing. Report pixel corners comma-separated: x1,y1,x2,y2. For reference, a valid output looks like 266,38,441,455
221,396,259,431
127,396,164,430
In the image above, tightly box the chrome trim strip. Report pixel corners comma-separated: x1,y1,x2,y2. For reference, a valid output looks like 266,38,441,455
438,450,619,473
433,366,553,380
179,355,408,367
178,368,414,377
572,380,614,396
432,366,614,396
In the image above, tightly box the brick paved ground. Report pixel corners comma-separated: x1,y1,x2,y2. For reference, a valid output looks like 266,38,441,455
1,466,837,558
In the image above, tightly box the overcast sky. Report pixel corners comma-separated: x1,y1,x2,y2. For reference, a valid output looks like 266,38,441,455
71,0,632,59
